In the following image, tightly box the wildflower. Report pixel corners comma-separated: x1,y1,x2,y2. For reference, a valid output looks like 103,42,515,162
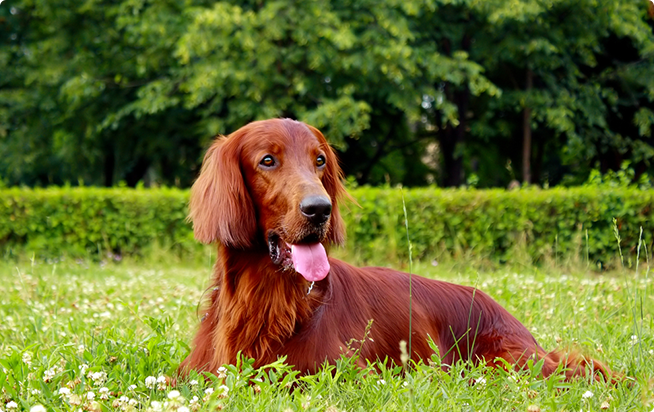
88,401,101,412
127,384,137,391
178,407,190,412
156,375,167,390
79,364,89,375
128,399,138,407
6,401,18,409
22,352,32,366
87,371,107,386
474,376,487,387
86,392,95,401
58,388,71,396
145,376,156,389
43,368,57,383
150,401,163,412
217,385,229,399
99,387,110,400
189,380,199,387
582,390,594,399
167,390,181,400
204,388,214,396
30,405,46,412
600,401,610,410
30,389,41,395
216,366,227,379
526,405,540,412
77,345,85,355
67,394,82,406
189,396,200,411
377,379,386,385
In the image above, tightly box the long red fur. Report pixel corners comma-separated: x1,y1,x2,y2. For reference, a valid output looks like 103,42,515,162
179,119,614,382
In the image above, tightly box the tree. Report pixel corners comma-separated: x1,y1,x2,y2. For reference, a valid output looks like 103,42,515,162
1,0,652,188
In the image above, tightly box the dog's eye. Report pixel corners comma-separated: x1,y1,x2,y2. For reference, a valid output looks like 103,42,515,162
260,155,276,168
316,155,326,168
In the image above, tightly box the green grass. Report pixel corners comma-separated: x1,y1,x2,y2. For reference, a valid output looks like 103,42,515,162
0,255,652,411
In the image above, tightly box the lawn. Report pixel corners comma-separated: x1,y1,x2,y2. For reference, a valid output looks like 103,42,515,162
0,254,652,411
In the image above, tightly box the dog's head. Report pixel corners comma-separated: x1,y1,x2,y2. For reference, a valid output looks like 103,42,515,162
189,119,346,280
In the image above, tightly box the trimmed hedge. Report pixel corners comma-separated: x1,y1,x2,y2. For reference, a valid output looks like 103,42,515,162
0,187,194,258
1,186,652,263
348,186,653,265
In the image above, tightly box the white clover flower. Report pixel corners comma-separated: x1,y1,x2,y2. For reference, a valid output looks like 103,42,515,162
217,385,229,399
156,375,167,390
78,364,89,375
86,392,95,401
150,401,163,412
582,390,594,399
87,371,107,385
216,366,227,379
99,387,110,400
30,405,46,412
77,345,85,355
30,389,41,395
68,394,82,406
204,388,214,396
128,399,138,406
189,380,199,387
6,401,18,409
22,352,32,366
145,376,157,389
167,390,181,400
377,379,386,385
58,387,71,396
127,384,137,391
43,368,57,383
178,407,190,412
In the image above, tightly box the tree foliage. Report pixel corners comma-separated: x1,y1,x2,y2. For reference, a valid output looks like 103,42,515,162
0,0,652,187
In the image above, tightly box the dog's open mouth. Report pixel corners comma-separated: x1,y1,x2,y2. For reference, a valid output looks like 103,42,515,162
267,232,330,282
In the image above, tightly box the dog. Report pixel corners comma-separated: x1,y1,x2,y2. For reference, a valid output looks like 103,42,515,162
179,118,612,381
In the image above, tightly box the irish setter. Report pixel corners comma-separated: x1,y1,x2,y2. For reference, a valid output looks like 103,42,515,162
179,118,612,381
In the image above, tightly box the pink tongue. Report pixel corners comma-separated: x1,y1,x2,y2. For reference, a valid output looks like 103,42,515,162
290,243,330,281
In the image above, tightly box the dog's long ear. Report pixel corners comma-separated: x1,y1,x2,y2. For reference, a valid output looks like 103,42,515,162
307,125,347,245
189,135,257,248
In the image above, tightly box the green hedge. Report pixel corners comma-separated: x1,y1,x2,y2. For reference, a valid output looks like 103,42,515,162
0,187,194,258
1,187,652,264
348,186,653,265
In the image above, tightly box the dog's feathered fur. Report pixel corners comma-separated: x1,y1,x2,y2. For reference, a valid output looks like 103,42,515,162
179,118,613,381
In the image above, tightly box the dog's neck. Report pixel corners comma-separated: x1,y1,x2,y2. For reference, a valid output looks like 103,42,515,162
209,245,326,366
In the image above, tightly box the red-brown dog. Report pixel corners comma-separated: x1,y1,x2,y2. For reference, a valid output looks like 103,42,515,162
179,118,611,380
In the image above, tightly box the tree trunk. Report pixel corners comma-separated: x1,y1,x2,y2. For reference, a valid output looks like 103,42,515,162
103,143,115,187
522,68,533,185
439,34,471,188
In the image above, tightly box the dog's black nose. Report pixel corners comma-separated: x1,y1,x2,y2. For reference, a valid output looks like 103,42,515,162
300,195,332,225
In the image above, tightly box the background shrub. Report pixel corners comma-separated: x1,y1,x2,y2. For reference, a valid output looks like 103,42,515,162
1,186,652,266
